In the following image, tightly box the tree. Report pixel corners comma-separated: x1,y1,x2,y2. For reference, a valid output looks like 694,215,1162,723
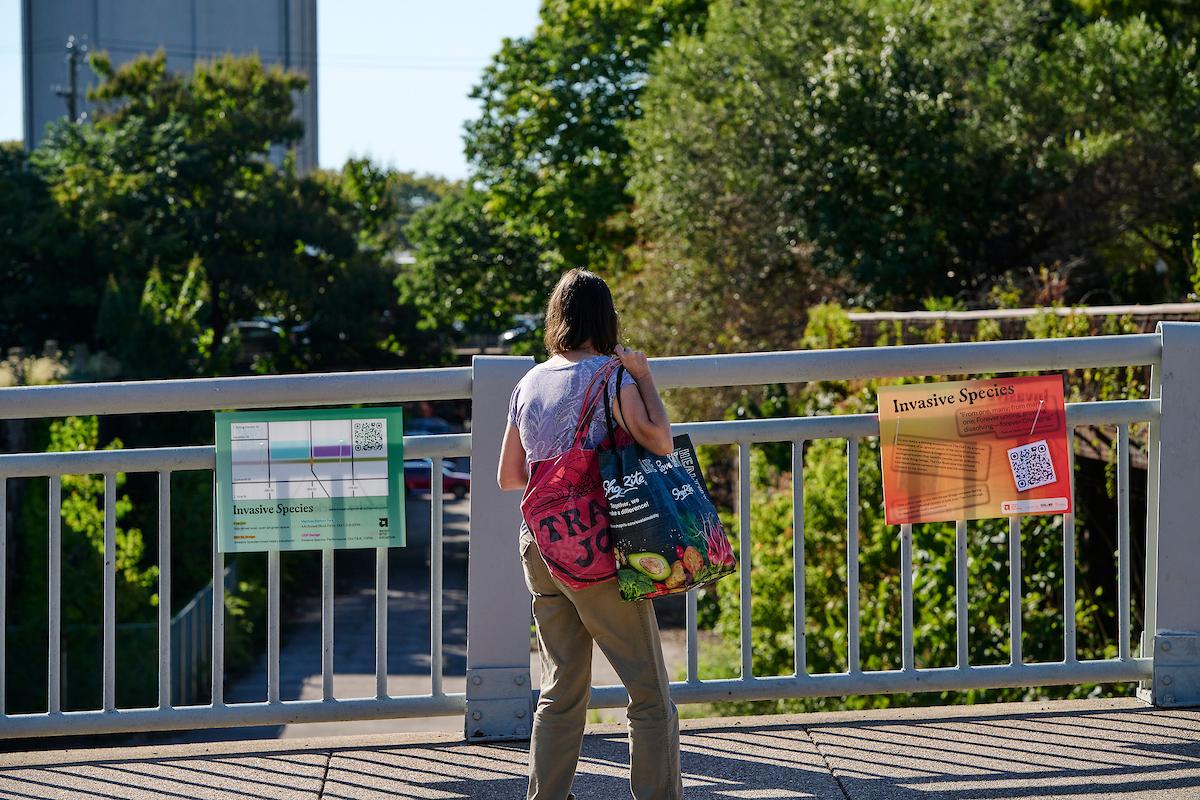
321,159,454,254
624,0,1200,347
1071,0,1200,41
463,0,709,274
0,142,90,350
19,51,421,376
399,186,548,339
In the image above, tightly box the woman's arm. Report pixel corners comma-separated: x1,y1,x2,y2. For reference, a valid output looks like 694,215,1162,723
613,345,674,456
497,422,529,491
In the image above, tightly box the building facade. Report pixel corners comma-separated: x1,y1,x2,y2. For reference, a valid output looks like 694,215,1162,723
21,0,318,172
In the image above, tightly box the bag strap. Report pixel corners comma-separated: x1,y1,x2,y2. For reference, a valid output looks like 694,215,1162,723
571,358,619,448
601,364,621,445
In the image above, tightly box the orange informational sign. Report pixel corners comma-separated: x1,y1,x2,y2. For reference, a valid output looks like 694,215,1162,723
877,375,1072,525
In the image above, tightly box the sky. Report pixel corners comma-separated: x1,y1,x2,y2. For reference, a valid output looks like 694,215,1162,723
0,0,542,180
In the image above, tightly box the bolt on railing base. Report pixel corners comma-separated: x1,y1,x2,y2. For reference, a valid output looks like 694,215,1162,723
1151,633,1200,707
465,666,533,742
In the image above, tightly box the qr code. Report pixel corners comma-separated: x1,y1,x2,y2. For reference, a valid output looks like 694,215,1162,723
352,419,386,454
1007,439,1056,491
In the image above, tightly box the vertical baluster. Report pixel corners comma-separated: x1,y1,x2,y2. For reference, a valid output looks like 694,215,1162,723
267,549,280,704
321,547,334,700
792,440,806,676
157,472,171,709
1141,369,1161,660
955,520,968,668
900,523,914,672
1009,515,1022,666
685,592,698,683
195,591,203,704
1117,424,1131,660
1063,430,1077,663
738,443,752,681
211,485,224,707
430,457,444,697
847,439,860,674
48,476,61,713
375,545,388,699
172,606,181,705
0,477,5,715
103,473,116,712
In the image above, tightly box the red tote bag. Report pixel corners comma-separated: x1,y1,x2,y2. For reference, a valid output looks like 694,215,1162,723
520,359,621,590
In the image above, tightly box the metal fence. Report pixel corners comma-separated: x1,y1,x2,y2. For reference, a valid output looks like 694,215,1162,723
0,324,1197,741
170,564,236,707
0,368,472,737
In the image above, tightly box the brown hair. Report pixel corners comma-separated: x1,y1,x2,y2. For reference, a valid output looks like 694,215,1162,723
543,269,619,355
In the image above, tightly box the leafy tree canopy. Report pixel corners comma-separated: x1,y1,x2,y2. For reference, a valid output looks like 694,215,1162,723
623,0,1200,350
463,0,709,274
4,51,427,376
399,185,547,338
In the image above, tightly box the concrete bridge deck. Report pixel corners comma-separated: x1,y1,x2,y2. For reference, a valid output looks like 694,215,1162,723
1,698,1197,799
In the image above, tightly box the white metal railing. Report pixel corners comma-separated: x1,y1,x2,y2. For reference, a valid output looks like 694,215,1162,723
0,368,472,738
574,399,1155,711
0,326,1197,742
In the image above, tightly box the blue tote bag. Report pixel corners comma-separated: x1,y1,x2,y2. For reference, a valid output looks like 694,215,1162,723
598,367,737,601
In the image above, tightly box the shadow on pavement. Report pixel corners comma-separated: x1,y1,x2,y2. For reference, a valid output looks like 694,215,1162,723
2,700,1197,799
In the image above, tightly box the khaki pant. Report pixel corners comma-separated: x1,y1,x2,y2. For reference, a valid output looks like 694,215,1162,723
519,526,683,800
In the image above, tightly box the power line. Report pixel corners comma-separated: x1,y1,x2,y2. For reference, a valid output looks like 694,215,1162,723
17,38,490,72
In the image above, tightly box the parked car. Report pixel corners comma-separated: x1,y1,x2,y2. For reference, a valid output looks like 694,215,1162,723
404,416,458,435
496,313,542,349
403,458,471,499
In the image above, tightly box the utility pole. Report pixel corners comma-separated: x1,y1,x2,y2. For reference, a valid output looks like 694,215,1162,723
52,35,87,123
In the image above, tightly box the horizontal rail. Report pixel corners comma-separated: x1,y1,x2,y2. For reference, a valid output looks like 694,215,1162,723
0,694,465,739
676,399,1157,445
0,434,471,478
651,334,1160,390
0,367,474,420
583,657,1152,709
846,302,1200,322
0,334,1159,419
4,400,1137,477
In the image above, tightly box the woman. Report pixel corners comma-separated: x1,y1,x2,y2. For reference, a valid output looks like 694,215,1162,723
498,268,684,800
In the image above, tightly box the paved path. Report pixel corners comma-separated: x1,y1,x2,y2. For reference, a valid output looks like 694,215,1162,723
2,699,1198,798
205,494,699,740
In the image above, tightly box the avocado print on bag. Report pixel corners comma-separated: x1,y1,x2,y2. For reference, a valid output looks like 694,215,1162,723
599,380,737,601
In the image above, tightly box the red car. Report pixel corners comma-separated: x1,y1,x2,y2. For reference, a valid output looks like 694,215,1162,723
403,458,471,499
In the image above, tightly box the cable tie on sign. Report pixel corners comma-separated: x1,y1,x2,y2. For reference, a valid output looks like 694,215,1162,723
1028,399,1045,437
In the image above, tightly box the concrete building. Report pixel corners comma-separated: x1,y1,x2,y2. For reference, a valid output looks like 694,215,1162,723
21,0,318,172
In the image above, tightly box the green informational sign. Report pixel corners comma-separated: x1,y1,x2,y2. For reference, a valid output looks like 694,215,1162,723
215,407,405,553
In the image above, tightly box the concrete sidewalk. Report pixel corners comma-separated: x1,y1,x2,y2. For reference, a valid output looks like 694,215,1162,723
1,698,1197,799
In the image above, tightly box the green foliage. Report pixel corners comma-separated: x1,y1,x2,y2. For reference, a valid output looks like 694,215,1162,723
702,431,1120,716
7,415,159,712
1193,234,1200,297
803,303,860,352
688,301,1144,714
320,159,453,255
0,141,91,350
464,0,709,275
399,186,548,337
49,417,158,617
1071,0,1200,41
624,0,1200,345
5,51,423,375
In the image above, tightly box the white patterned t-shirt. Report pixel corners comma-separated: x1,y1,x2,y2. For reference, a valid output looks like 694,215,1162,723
507,355,637,465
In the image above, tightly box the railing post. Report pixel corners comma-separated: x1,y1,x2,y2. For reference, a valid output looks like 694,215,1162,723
1149,322,1200,707
465,355,534,740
